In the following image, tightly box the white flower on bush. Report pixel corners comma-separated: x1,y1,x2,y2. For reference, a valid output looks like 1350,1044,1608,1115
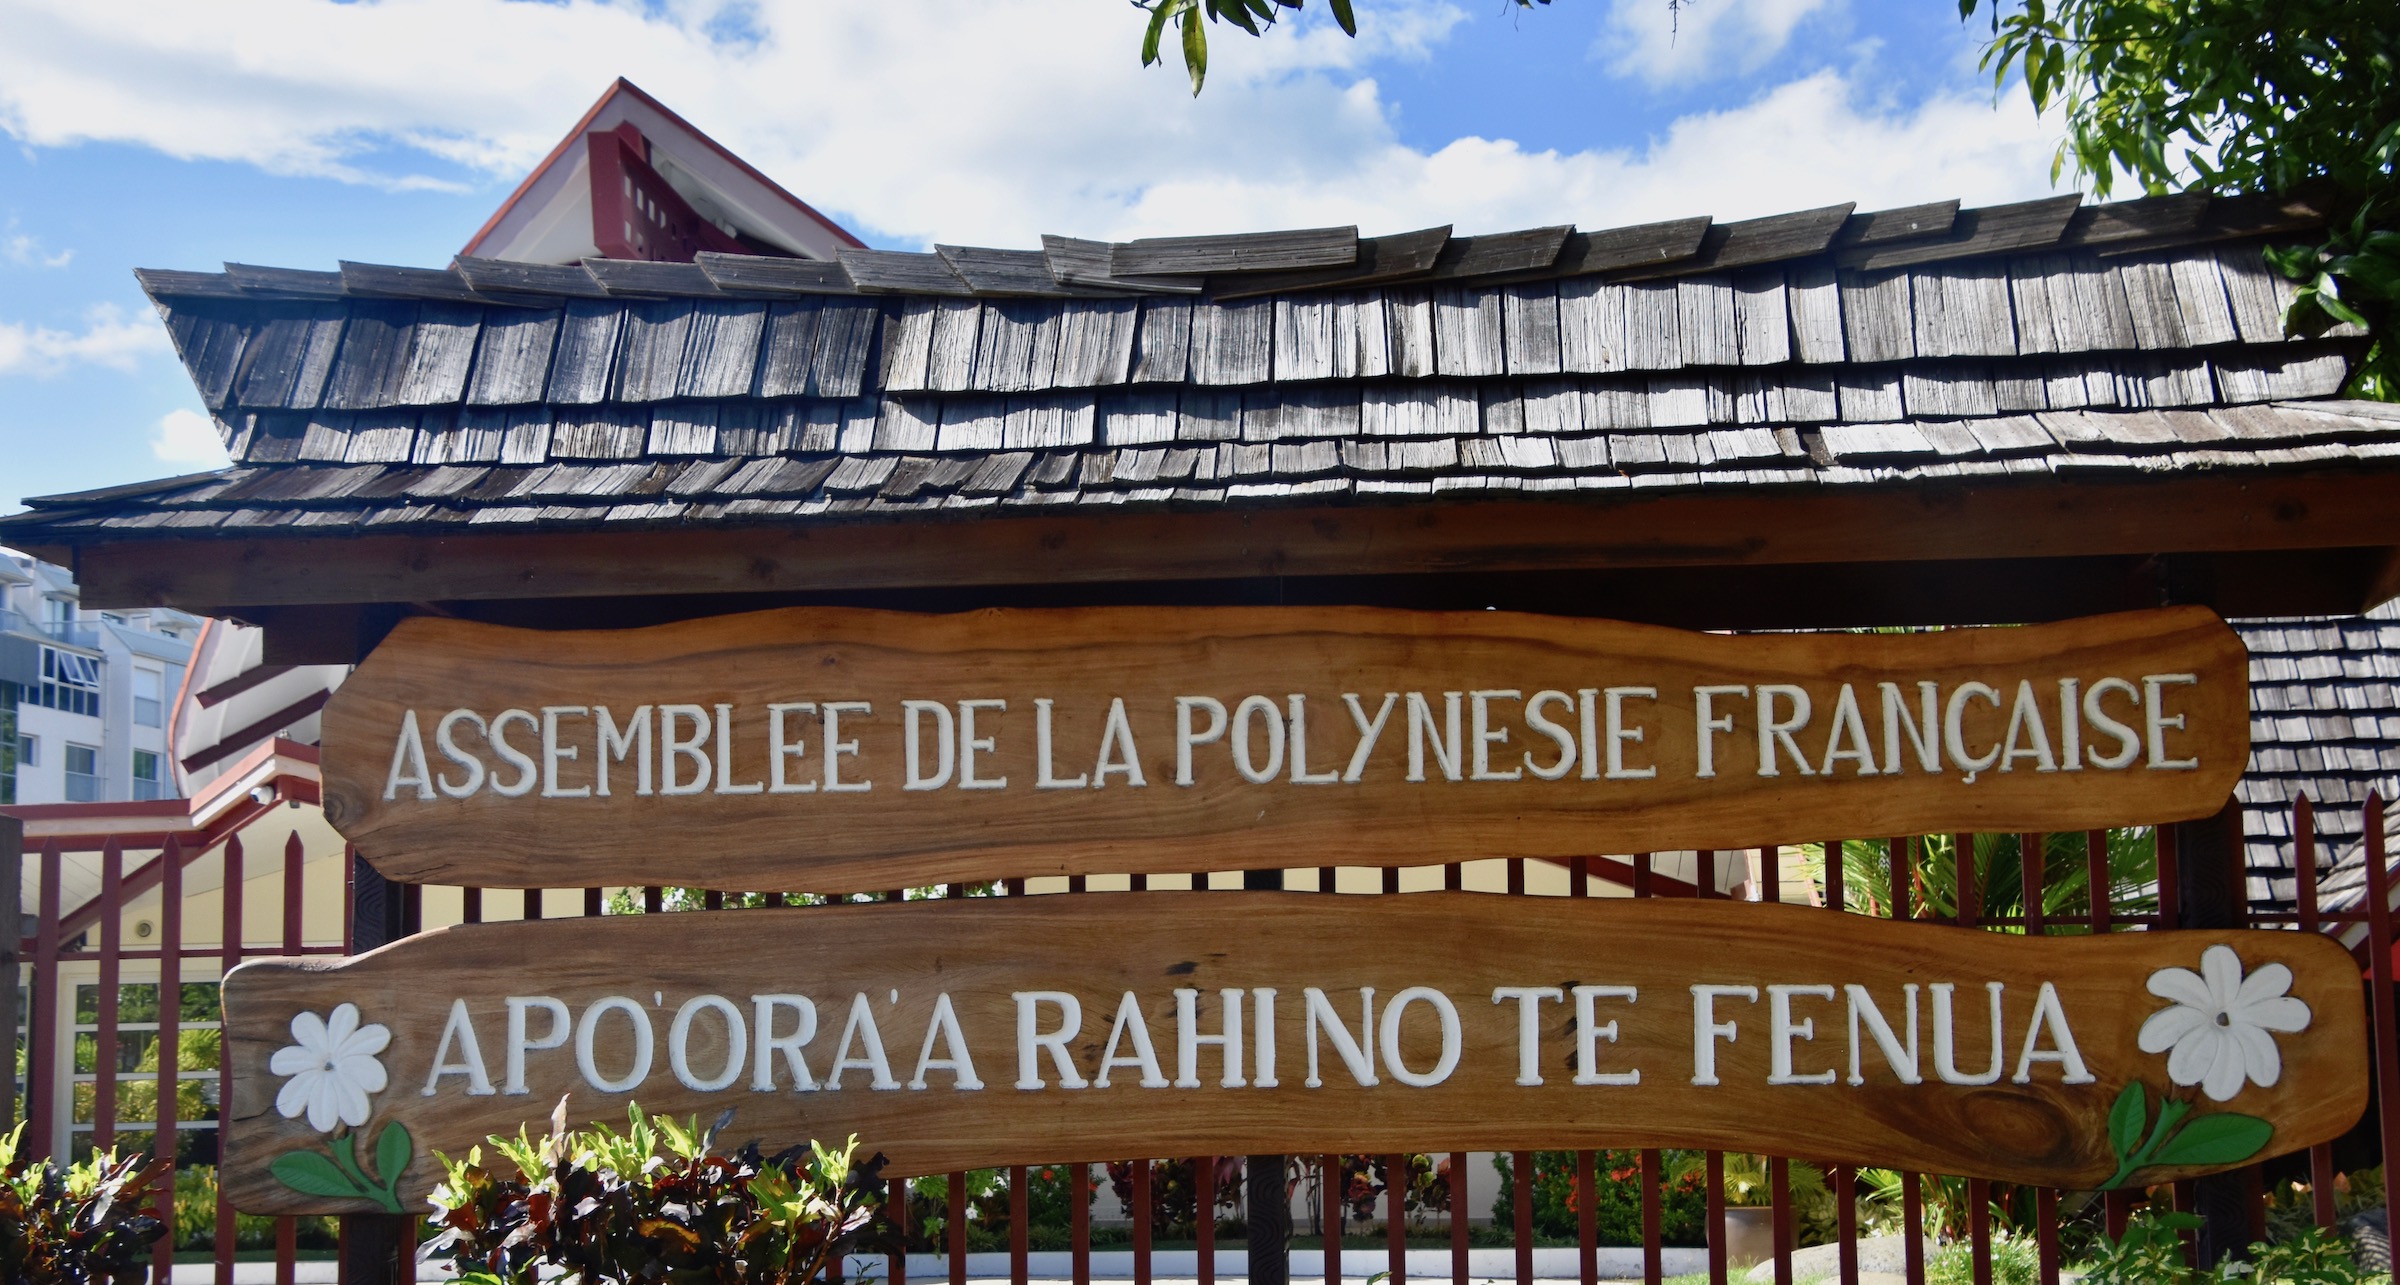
269,1003,391,1132
2137,945,2311,1103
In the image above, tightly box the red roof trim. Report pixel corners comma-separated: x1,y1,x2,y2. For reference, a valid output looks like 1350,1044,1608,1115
462,77,865,258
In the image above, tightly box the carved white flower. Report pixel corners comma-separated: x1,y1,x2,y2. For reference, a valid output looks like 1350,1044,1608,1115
269,1003,391,1133
2138,945,2312,1103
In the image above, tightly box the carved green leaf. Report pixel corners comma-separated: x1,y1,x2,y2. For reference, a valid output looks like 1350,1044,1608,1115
272,1149,366,1199
2107,1083,2147,1159
375,1122,413,1189
2153,1113,2274,1168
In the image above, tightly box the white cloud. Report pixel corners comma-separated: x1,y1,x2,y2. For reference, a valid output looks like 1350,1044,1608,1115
0,303,170,377
0,0,2063,250
1596,0,1836,87
5,233,71,268
150,407,232,468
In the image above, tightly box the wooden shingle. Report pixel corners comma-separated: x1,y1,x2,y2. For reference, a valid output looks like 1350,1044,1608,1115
1188,298,1274,385
545,302,625,404
675,303,769,399
754,301,824,398
1053,299,1139,387
1384,290,1437,378
465,308,560,406
1502,284,1562,376
1838,270,1912,364
1787,265,1844,364
1114,226,1357,277
1732,270,1791,366
1434,288,1505,377
1910,262,2017,359
973,300,1060,393
612,300,697,402
1131,299,1194,383
1557,279,1628,374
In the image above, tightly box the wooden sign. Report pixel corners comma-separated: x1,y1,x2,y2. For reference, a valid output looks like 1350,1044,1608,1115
321,605,2246,891
220,893,2364,1214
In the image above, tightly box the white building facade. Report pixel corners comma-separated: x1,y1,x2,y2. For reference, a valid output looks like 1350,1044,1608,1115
1,548,200,806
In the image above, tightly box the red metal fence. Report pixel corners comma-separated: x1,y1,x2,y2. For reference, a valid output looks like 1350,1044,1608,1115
10,801,2398,1284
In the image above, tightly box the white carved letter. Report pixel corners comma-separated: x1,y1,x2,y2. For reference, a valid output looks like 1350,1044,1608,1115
423,998,494,1096
1491,986,1564,1086
1380,987,1462,1087
1012,991,1088,1090
386,710,435,801
504,996,571,1094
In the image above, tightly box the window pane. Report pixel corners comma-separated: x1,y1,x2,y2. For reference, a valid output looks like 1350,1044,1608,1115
66,744,96,774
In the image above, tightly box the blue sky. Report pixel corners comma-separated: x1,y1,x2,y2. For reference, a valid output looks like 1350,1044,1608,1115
0,0,2064,514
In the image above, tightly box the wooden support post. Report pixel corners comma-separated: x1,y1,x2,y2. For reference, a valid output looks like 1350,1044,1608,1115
0,814,18,1133
1246,864,1290,1285
340,856,412,1285
2177,798,2252,1268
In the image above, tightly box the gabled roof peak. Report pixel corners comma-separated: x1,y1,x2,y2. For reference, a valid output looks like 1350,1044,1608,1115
461,78,862,267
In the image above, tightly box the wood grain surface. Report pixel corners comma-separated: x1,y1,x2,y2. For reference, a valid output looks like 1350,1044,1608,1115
321,605,2248,891
220,893,2367,1214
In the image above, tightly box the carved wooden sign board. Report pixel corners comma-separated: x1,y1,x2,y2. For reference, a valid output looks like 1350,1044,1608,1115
321,605,2248,890
224,894,2364,1214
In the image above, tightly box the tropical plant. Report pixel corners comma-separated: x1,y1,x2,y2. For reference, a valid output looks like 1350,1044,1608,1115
1109,1156,1244,1237
419,1103,884,1285
2079,1208,2367,1284
1132,0,1552,95
1499,1151,1710,1247
1928,1228,2042,1285
0,1122,172,1285
1798,829,2157,930
171,1166,336,1251
1962,0,2398,398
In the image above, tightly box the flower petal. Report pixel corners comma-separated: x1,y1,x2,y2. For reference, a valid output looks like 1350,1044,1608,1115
2236,995,2313,1034
2234,962,2295,1008
334,1081,373,1129
2165,1027,2224,1088
2147,966,2211,1008
304,1079,341,1133
2139,1006,2208,1054
2201,1037,2250,1102
276,1071,317,1122
270,1045,320,1076
287,1009,328,1051
323,1004,360,1048
338,1022,392,1060
2230,1023,2283,1090
2201,945,2247,1010
343,1054,388,1096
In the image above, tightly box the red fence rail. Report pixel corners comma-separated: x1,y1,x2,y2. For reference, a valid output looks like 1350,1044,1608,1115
8,803,2399,1284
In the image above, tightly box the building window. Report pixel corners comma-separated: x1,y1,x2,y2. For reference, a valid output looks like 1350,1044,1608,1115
17,734,34,767
131,750,162,802
36,647,100,718
133,668,163,728
64,743,99,803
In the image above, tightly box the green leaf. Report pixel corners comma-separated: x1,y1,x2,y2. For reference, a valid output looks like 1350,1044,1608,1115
1181,7,1207,96
2107,1083,2147,1159
1141,1,1173,67
272,1149,368,1199
1328,0,1356,36
2152,1113,2274,1168
375,1121,413,1189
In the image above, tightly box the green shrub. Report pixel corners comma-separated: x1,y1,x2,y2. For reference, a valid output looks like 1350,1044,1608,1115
420,1104,882,1285
170,1166,337,1251
1490,1151,1708,1247
1927,1230,2040,1285
0,1123,171,1284
2079,1208,2367,1285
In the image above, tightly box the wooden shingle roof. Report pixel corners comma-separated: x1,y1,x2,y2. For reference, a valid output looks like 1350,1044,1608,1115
4,190,2377,547
2234,605,2400,914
